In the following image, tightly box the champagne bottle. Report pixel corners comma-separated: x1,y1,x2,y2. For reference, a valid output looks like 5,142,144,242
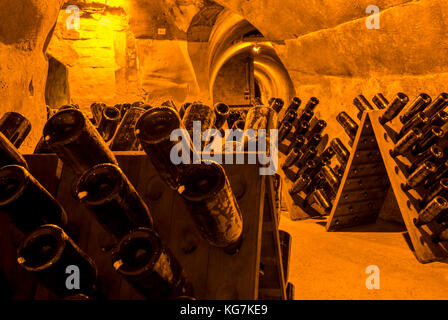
321,165,340,189
136,107,195,190
304,97,319,113
90,103,105,125
283,147,302,169
278,122,293,142
288,135,306,154
331,138,350,164
379,92,409,125
390,128,423,158
432,227,448,244
353,95,375,119
406,145,443,174
97,106,121,142
421,110,448,132
112,228,192,299
296,109,314,127
183,103,216,138
400,93,432,125
0,165,67,233
295,146,317,168
17,225,98,298
178,161,243,251
271,98,286,113
412,127,445,156
0,132,29,169
397,112,428,140
43,109,118,175
109,107,146,151
337,112,359,141
75,163,154,239
0,112,31,148
319,146,336,162
426,161,448,188
289,174,311,195
422,93,448,119
280,110,297,127
214,103,230,129
306,119,327,139
296,160,317,178
402,161,436,191
414,196,448,227
421,178,448,207
372,93,389,110
313,189,333,211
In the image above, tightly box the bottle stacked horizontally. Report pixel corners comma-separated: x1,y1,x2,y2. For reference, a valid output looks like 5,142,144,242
385,92,448,243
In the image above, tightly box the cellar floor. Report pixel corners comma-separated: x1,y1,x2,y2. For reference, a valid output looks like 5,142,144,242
279,215,448,300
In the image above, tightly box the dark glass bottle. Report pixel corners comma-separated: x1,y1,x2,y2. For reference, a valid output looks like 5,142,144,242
337,112,359,141
75,163,154,239
421,178,448,207
402,161,436,191
313,189,333,211
271,98,286,113
278,122,293,142
178,161,243,251
306,120,327,139
304,97,319,112
296,109,314,126
97,106,121,142
288,135,306,154
422,110,448,132
0,165,67,233
0,112,31,148
136,107,195,190
412,127,445,156
372,93,389,110
43,109,118,175
400,93,432,125
0,132,29,169
295,146,317,168
390,128,423,158
282,147,302,169
397,112,428,139
319,146,336,162
432,227,448,244
331,138,350,164
17,225,98,298
306,134,322,149
183,103,216,140
406,145,444,174
353,95,375,119
214,103,230,129
109,107,146,151
90,103,106,126
413,196,448,227
280,110,298,127
379,92,409,125
289,174,311,195
422,93,448,119
112,228,192,299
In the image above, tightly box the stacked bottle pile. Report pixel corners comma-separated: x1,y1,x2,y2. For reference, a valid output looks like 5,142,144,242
377,92,448,244
278,97,350,215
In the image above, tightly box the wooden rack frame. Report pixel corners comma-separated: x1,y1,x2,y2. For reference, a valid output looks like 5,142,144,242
327,110,448,264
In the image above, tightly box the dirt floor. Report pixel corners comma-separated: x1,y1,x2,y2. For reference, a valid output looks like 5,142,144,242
279,215,448,300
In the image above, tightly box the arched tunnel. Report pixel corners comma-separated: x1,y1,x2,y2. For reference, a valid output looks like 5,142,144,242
1,0,448,302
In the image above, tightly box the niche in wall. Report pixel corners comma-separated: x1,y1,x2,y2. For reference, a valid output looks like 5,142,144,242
45,56,70,108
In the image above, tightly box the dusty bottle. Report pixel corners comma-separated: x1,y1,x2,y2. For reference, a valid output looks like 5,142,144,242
90,103,105,125
337,112,358,141
283,147,302,169
331,138,350,164
379,92,409,125
43,109,118,175
112,228,192,299
390,128,423,158
402,161,436,191
0,132,29,169
178,161,243,251
296,159,317,178
400,93,432,125
313,189,333,211
414,196,448,227
183,103,216,148
421,178,448,207
271,98,286,113
397,112,428,139
422,93,448,119
214,103,230,129
406,145,444,174
306,134,322,149
306,120,327,139
321,165,340,190
136,107,195,190
17,224,97,298
75,163,154,239
295,146,317,168
353,95,375,119
288,135,306,154
372,93,389,110
0,112,31,148
109,107,146,151
291,121,310,143
426,161,448,188
97,106,121,142
304,97,319,113
280,110,297,127
319,146,336,162
422,110,448,132
296,109,314,126
412,127,445,156
0,165,67,233
289,174,311,195
278,122,293,142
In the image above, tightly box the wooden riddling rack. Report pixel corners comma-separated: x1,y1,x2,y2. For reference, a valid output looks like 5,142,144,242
0,153,287,299
326,110,448,264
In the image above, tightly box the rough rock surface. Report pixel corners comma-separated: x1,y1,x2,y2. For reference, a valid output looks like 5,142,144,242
0,0,64,152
